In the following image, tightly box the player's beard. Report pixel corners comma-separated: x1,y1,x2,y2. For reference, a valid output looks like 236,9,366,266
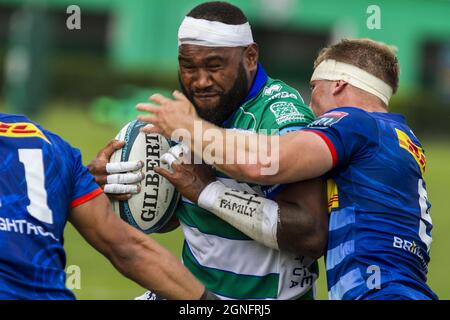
178,63,249,126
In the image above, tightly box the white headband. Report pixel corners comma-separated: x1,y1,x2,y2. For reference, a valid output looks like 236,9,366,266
311,59,393,105
178,16,254,47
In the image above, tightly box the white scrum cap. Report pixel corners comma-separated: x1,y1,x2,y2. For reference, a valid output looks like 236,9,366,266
178,16,254,47
311,59,393,105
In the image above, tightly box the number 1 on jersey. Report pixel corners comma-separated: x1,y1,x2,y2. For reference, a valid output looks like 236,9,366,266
18,149,53,224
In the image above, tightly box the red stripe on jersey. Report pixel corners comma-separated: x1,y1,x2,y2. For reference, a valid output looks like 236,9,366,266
303,130,338,167
70,188,103,208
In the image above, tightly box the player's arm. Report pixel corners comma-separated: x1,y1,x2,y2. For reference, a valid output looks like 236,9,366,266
69,193,204,300
274,178,328,258
248,130,334,184
175,128,332,185
212,129,334,185
154,162,328,258
137,92,333,185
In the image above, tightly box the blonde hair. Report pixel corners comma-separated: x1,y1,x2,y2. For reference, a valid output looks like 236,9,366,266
314,38,400,94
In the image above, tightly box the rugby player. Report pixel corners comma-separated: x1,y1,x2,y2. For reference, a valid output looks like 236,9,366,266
0,113,207,300
137,38,438,300
89,2,328,300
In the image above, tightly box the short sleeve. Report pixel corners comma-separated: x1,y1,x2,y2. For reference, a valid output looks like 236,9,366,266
302,108,378,167
69,147,103,208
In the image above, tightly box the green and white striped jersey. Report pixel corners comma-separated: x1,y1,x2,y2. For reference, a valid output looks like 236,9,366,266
176,65,318,300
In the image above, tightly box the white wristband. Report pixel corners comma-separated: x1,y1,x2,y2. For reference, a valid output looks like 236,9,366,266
198,181,227,210
198,181,279,250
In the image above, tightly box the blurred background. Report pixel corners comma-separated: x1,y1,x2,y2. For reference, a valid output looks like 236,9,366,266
0,0,449,299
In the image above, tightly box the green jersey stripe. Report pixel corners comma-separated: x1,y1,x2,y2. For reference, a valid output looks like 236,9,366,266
182,241,279,299
181,224,283,276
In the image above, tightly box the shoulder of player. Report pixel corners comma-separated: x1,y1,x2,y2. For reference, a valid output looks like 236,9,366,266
326,107,375,121
307,107,376,130
255,79,314,130
0,113,65,145
260,78,306,104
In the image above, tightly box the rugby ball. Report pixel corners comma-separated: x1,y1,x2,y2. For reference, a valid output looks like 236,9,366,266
109,120,180,234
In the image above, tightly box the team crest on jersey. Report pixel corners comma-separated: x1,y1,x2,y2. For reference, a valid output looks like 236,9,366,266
269,102,305,125
263,84,282,96
308,111,348,128
0,122,50,144
395,128,426,174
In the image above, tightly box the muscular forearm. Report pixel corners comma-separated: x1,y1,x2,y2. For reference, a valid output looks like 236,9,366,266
187,124,330,185
186,122,280,184
70,194,205,300
108,227,204,300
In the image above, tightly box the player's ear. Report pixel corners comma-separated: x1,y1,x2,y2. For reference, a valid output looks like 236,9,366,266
243,43,259,73
332,80,348,96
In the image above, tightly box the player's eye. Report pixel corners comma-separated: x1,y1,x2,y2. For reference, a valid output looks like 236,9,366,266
207,65,222,71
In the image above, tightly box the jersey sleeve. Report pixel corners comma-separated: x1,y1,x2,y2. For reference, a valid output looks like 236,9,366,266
68,146,103,208
302,108,378,167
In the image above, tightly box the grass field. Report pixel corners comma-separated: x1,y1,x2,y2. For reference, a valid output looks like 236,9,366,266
10,104,450,300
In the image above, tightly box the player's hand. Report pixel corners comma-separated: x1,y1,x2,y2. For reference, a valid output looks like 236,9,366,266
87,139,144,201
136,91,199,140
155,146,215,203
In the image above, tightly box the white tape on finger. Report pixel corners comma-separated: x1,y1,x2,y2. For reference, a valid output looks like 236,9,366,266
106,161,143,174
169,145,184,158
161,153,178,168
107,172,143,184
169,144,190,159
104,184,139,194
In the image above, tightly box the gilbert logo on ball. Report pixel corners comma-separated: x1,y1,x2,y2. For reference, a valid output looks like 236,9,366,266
110,120,180,233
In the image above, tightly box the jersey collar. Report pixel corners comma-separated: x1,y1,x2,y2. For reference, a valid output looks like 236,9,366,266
333,106,407,124
222,63,268,127
241,63,268,105
374,111,406,123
